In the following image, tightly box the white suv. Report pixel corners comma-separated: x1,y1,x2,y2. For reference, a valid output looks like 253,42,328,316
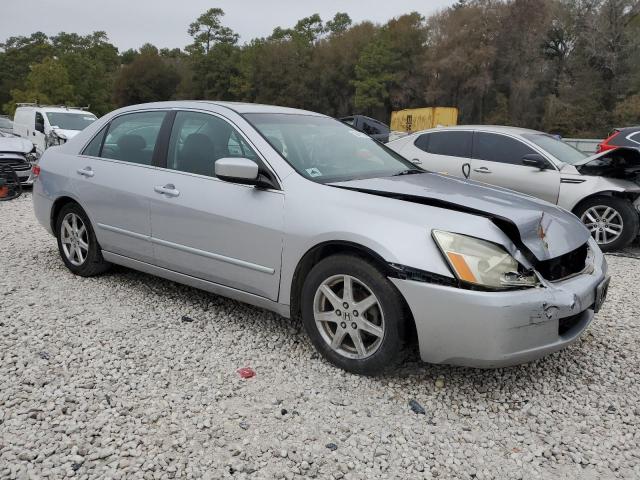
13,104,97,155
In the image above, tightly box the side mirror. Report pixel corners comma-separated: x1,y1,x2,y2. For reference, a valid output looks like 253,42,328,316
215,157,278,190
521,153,549,170
215,157,259,184
35,122,45,134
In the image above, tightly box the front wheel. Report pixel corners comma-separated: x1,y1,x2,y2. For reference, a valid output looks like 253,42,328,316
300,255,408,376
574,196,639,252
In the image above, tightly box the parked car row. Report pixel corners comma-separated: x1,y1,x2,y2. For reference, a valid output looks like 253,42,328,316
32,101,609,374
387,126,640,251
12,103,97,155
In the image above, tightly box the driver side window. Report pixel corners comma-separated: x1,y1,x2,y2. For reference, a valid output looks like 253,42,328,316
35,112,45,133
166,111,259,178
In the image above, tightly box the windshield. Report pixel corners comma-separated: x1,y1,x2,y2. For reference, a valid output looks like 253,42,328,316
45,112,97,131
244,113,419,182
522,133,587,164
0,117,12,129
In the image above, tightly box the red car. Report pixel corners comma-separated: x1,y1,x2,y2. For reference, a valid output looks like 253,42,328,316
598,126,640,152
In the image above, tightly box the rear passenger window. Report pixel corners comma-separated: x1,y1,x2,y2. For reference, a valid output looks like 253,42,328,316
82,126,107,157
473,132,535,165
101,111,166,165
166,111,259,178
621,131,640,147
427,131,472,158
414,133,430,152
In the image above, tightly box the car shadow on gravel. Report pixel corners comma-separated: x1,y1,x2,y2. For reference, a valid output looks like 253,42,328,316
93,263,599,400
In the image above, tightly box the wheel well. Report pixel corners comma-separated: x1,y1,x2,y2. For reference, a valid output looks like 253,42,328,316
289,241,417,341
571,191,637,215
50,196,78,232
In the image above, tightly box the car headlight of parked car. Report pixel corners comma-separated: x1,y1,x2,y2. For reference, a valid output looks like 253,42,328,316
46,131,66,148
432,230,540,289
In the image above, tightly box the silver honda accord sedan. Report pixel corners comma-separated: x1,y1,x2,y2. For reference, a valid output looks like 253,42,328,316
32,101,609,375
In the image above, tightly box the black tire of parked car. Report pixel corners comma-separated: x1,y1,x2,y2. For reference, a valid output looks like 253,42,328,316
55,202,111,276
574,195,639,252
300,254,408,376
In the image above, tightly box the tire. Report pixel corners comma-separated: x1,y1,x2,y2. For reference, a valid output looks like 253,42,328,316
574,196,639,252
300,254,408,376
55,202,110,276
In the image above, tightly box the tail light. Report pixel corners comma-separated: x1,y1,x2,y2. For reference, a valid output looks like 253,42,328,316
31,165,41,177
597,130,621,153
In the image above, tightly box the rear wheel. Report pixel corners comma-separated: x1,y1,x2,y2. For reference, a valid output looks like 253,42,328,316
574,196,639,251
300,255,408,376
55,203,110,276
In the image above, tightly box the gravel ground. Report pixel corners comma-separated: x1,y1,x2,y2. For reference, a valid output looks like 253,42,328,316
1,192,639,480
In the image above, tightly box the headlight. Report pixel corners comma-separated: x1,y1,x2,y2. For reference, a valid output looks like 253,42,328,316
46,132,66,147
432,230,539,289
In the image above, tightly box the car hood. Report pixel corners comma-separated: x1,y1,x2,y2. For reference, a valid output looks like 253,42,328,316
330,173,590,261
0,135,33,154
569,147,640,181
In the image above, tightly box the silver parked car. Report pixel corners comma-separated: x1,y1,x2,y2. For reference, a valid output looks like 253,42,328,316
32,102,609,374
0,131,38,185
388,126,640,251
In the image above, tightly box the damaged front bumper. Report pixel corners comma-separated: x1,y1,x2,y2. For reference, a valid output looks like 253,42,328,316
391,239,608,368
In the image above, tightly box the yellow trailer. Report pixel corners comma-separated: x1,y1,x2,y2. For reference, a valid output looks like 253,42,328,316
390,107,458,133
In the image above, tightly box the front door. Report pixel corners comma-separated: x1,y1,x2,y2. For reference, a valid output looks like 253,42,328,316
74,110,168,263
470,132,561,204
149,110,284,301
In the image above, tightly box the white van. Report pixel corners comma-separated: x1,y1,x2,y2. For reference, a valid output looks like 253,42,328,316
13,104,97,155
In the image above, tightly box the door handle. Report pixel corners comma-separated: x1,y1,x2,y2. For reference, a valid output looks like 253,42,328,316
154,184,180,197
76,167,94,178
411,158,422,165
473,167,492,174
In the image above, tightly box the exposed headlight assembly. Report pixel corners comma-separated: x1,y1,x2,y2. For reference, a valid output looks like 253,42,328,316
432,230,539,289
46,132,66,148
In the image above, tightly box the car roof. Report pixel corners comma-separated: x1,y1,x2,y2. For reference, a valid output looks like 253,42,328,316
412,125,543,135
16,106,94,115
115,100,325,117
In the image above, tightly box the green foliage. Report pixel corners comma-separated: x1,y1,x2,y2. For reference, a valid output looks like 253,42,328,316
2,4,640,135
112,49,180,107
6,58,74,114
187,8,238,55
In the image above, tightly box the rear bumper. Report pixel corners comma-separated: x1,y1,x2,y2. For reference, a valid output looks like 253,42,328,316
15,168,34,185
392,239,608,367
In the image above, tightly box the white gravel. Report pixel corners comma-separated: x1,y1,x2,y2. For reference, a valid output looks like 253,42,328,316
1,192,639,479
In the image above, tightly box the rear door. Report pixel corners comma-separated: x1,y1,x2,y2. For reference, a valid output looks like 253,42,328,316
149,110,284,301
74,110,169,263
398,130,472,176
470,131,560,204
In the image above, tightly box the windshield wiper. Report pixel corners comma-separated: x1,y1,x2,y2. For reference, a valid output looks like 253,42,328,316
391,169,423,177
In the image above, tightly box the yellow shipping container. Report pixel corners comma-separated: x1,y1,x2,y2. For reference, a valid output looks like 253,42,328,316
390,107,458,133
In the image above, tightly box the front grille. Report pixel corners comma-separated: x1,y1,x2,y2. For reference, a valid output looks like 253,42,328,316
0,157,29,171
536,243,588,281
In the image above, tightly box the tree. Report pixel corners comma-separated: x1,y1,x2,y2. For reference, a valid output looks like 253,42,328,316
112,48,180,107
187,8,238,55
326,13,352,35
7,58,75,112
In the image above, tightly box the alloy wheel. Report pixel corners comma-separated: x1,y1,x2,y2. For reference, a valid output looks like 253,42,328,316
60,212,89,266
313,274,385,359
580,205,624,245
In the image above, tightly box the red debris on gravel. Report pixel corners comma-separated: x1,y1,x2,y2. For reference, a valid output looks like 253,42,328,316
237,367,256,379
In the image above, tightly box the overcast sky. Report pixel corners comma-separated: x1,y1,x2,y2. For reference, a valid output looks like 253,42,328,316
1,0,456,51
